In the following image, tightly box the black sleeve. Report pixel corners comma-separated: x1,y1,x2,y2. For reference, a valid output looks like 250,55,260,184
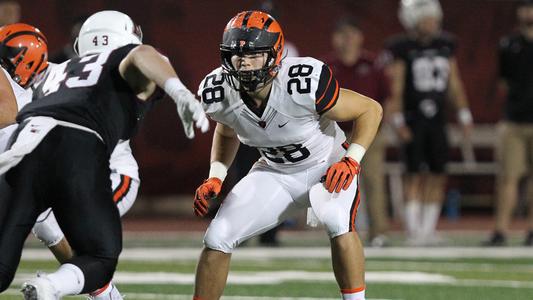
106,44,139,68
498,36,511,80
315,64,340,115
441,32,457,56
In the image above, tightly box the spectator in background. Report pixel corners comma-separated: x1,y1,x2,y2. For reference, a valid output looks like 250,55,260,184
49,16,86,63
385,0,473,246
484,0,533,247
0,0,20,26
324,16,390,247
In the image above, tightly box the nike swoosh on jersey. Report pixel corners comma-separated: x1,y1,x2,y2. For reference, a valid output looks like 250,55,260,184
278,121,289,128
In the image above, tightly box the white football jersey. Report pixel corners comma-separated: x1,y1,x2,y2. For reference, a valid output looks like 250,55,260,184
199,57,346,173
0,67,33,152
109,140,139,180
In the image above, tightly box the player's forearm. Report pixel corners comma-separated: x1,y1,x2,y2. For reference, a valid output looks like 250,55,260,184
209,123,240,181
0,100,17,128
348,100,383,151
386,60,405,113
128,45,180,88
449,77,469,110
448,59,469,110
448,60,473,125
386,60,407,127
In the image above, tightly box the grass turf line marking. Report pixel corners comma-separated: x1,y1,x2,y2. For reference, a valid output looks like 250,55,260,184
2,288,398,300
11,271,533,288
21,247,533,261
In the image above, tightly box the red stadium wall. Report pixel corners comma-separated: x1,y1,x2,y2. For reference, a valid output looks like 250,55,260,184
16,0,518,195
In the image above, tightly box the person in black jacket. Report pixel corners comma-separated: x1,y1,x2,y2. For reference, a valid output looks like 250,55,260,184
484,0,533,247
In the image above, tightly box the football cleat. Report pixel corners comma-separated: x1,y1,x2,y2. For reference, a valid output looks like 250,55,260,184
21,272,59,300
482,231,507,247
88,284,124,300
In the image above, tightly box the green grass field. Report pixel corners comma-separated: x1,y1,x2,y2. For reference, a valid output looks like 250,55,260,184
3,232,533,300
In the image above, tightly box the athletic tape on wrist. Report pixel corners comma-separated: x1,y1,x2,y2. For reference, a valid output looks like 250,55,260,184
163,77,190,104
209,161,228,181
391,112,406,128
457,108,473,125
345,143,366,163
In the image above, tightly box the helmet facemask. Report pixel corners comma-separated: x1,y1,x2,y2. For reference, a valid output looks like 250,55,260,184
221,47,279,92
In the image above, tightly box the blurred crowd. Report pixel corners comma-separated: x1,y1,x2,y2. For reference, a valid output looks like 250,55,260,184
2,0,533,248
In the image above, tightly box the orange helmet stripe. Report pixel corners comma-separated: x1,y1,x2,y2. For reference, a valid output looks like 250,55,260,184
0,23,48,88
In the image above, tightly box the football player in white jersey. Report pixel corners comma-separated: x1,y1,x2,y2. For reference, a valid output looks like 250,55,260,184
0,24,47,150
193,11,382,300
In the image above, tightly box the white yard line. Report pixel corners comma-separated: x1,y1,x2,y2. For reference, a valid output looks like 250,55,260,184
367,261,533,273
2,288,397,300
11,271,533,289
21,247,533,261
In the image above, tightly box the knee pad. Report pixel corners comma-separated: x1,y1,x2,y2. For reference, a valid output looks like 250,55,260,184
32,209,64,247
203,223,235,253
309,182,358,238
321,209,350,238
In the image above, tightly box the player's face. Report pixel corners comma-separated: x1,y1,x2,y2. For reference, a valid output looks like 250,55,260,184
415,16,441,37
332,25,364,57
518,5,533,39
231,52,268,71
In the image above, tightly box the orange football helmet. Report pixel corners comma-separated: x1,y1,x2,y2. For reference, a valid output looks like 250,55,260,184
220,10,285,92
0,23,48,88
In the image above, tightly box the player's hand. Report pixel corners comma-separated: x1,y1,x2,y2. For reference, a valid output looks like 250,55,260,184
194,177,222,217
396,125,413,142
176,93,210,139
324,157,360,193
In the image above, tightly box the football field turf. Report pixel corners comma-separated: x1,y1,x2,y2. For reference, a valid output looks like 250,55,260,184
4,240,533,300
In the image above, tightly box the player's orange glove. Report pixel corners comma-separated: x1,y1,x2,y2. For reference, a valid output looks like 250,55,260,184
324,157,360,193
194,177,222,217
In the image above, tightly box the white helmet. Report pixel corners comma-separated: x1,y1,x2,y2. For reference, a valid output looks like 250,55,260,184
398,0,443,30
75,10,142,56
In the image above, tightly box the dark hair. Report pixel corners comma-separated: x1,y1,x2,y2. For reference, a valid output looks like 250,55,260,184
334,16,360,32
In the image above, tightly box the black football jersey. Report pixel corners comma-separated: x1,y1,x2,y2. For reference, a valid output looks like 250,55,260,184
386,33,456,123
22,44,161,152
